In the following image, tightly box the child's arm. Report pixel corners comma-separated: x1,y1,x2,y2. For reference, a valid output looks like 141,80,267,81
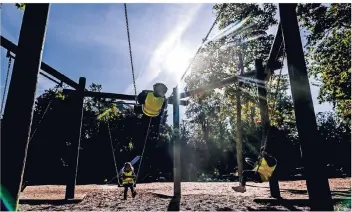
121,173,126,179
137,90,151,105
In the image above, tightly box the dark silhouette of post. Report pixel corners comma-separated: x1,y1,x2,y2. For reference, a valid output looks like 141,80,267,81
235,43,244,183
0,4,50,211
65,77,86,199
279,3,333,211
173,87,181,198
255,59,281,199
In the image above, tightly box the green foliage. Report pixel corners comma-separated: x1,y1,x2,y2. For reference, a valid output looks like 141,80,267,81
97,104,119,122
297,3,351,125
15,3,25,10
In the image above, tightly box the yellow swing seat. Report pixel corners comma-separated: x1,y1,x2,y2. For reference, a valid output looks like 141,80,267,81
235,157,277,183
252,157,276,182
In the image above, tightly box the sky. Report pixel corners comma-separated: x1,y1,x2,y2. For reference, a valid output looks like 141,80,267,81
0,3,332,125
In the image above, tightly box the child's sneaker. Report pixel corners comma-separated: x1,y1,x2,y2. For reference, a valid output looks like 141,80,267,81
132,191,137,198
232,185,246,193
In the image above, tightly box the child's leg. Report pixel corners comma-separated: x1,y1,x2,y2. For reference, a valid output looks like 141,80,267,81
123,186,128,200
130,185,137,198
233,170,260,193
240,170,249,186
241,170,262,185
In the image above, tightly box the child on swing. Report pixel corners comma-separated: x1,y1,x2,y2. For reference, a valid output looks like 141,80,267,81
121,162,137,200
134,83,168,136
233,147,277,193
233,125,282,193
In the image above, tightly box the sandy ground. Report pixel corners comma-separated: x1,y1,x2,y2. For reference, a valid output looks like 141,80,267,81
19,178,351,211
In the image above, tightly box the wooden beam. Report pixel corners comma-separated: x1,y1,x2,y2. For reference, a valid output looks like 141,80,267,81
179,74,240,99
0,35,79,89
65,77,86,200
62,89,189,106
265,23,283,76
39,72,62,86
0,4,50,211
279,3,333,211
177,70,261,100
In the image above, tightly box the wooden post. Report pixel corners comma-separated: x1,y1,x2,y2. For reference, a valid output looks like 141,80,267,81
173,87,181,198
65,77,86,200
0,4,50,211
235,88,243,182
255,59,281,198
279,4,333,211
235,43,244,183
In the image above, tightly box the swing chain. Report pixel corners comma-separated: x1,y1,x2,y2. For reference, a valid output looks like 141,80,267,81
135,117,152,184
29,86,63,142
124,3,138,104
0,51,13,118
179,3,227,83
256,36,286,171
107,121,122,186
105,117,152,186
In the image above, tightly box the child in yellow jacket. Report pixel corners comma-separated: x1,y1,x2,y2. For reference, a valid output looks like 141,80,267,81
121,162,137,200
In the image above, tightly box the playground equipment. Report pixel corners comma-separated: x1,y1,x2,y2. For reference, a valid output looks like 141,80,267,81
1,3,334,211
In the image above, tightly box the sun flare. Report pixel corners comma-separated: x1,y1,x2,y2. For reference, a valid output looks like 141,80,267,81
164,44,192,79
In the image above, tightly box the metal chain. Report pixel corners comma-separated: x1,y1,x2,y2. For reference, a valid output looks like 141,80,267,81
255,38,286,172
135,117,152,184
29,86,62,142
178,3,227,83
0,52,13,117
124,3,137,104
107,121,121,186
105,117,152,185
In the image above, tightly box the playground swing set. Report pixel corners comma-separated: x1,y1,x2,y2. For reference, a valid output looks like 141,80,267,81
1,3,334,211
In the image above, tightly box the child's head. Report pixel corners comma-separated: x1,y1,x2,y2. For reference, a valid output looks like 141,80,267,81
153,83,168,97
124,162,134,172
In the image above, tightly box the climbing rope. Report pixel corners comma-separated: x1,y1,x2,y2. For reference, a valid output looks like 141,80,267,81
178,3,227,84
124,3,137,103
135,117,152,184
0,51,13,118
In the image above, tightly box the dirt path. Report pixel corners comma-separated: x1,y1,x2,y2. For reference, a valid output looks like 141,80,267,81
19,178,351,211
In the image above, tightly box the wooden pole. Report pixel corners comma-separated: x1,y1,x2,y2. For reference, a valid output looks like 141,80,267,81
0,36,79,90
0,4,50,211
62,89,189,106
65,77,86,199
279,4,333,211
235,44,244,184
255,59,281,198
173,87,181,198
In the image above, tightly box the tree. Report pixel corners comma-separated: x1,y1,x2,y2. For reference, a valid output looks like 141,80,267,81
316,111,351,175
297,3,351,125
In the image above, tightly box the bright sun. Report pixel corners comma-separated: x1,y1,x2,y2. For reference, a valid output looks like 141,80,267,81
164,45,192,78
